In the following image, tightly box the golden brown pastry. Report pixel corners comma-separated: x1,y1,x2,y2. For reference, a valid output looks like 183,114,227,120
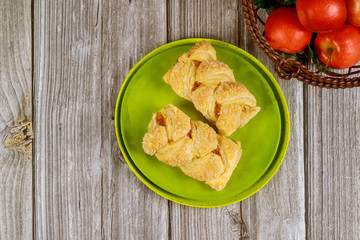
142,104,242,191
163,41,260,136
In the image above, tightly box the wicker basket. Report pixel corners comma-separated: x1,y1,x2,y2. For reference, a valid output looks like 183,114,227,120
242,0,360,89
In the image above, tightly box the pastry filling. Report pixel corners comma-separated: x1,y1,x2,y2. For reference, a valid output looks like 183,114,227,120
156,113,166,126
212,146,220,156
187,129,193,139
191,81,201,92
215,102,221,119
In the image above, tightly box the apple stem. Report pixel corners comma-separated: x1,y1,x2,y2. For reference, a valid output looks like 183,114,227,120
324,48,334,71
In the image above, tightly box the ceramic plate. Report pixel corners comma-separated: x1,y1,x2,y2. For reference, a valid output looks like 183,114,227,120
115,38,290,207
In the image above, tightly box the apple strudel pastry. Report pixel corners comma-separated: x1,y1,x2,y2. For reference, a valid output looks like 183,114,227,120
163,40,260,136
142,104,242,191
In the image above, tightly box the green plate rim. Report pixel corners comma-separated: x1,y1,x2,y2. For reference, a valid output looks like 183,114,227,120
115,38,290,208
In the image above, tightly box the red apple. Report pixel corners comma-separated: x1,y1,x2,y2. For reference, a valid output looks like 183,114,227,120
315,23,360,69
346,0,360,27
265,7,313,54
296,0,347,33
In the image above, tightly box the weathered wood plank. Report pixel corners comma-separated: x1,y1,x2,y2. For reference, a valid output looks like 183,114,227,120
240,9,306,239
168,0,240,45
33,0,103,239
96,0,170,239
34,0,169,238
0,0,32,239
305,83,360,239
168,1,242,239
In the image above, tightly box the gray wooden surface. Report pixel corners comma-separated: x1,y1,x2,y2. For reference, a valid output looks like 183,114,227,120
0,0,359,239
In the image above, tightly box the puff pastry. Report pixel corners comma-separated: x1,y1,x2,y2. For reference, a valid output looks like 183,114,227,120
163,41,260,136
142,104,242,191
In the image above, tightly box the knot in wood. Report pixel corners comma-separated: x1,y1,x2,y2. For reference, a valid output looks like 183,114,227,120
4,120,33,159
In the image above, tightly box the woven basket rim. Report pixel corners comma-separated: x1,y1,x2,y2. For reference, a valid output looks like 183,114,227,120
241,0,360,89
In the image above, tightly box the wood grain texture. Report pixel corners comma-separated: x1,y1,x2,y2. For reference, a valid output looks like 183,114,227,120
305,82,360,239
240,9,306,239
167,1,243,239
33,0,103,239
33,0,169,239
2,0,358,239
167,0,239,45
100,0,169,239
0,0,32,239
34,0,169,239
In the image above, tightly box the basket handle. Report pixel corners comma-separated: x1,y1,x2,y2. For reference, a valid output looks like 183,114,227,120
275,58,301,80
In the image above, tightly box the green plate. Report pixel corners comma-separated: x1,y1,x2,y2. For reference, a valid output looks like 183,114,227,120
115,38,290,207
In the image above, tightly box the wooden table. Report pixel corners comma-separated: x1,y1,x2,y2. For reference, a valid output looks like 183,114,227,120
1,1,359,239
